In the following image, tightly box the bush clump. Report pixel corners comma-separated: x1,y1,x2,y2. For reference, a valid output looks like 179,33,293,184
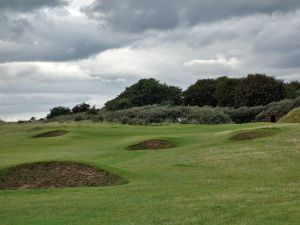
104,105,232,125
228,106,266,123
255,97,300,121
47,106,71,119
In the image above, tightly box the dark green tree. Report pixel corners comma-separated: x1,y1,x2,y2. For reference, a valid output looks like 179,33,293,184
183,79,217,107
284,81,300,99
105,78,182,110
235,74,284,107
214,76,239,107
47,106,71,119
72,102,91,113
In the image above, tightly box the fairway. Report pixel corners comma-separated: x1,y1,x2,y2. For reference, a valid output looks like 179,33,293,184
0,122,299,225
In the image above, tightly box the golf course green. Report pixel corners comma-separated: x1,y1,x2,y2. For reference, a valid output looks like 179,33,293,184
0,122,299,225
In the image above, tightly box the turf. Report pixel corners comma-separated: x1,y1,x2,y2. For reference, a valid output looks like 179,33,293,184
0,122,299,225
279,107,300,123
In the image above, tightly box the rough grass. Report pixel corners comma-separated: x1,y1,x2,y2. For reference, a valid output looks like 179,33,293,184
229,127,280,140
279,107,300,123
128,139,176,150
0,161,127,190
33,130,69,138
0,122,299,225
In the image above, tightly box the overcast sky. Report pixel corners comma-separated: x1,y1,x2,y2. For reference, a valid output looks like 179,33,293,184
1,0,300,121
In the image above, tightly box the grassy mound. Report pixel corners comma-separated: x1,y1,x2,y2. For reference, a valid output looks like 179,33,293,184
27,127,42,132
230,128,280,141
128,139,176,150
33,130,69,138
279,107,300,123
0,161,127,190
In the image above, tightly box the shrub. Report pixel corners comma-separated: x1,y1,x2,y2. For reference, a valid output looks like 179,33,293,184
105,78,183,110
185,107,232,124
91,115,104,122
47,106,71,119
74,116,84,121
255,98,297,121
293,96,300,108
228,106,265,123
72,102,90,113
87,105,98,115
102,105,232,125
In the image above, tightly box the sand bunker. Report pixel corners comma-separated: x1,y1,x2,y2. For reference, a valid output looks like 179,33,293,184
128,139,176,150
230,128,279,141
33,130,69,138
0,161,126,190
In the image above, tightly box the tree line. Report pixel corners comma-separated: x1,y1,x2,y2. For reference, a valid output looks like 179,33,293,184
105,74,300,110
46,74,300,119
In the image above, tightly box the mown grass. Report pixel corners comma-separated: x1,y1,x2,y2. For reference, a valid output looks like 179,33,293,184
0,122,299,225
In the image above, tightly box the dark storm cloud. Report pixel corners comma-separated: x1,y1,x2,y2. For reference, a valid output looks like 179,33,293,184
0,0,67,12
84,0,300,32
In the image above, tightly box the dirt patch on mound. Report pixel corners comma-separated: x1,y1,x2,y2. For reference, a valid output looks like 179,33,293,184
0,161,127,190
128,139,176,150
230,128,279,141
34,130,69,138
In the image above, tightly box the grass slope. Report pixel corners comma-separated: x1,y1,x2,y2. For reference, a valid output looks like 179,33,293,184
0,122,299,225
279,107,300,123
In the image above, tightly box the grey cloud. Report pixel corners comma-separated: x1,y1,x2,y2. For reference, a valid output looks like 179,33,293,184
0,10,139,62
0,0,67,12
84,0,300,32
84,0,179,32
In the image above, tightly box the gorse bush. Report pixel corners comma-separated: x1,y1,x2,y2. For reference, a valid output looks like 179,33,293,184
45,97,300,125
228,106,266,123
47,106,71,119
103,105,232,125
255,97,300,121
185,107,232,124
72,102,90,113
86,106,98,115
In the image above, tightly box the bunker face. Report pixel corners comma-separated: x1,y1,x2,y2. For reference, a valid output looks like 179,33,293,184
34,130,69,138
128,139,176,150
0,161,126,190
230,128,279,141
